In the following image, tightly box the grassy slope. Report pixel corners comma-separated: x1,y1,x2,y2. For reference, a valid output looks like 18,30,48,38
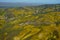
0,4,60,40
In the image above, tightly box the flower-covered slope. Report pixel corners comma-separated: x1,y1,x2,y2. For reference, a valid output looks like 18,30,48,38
0,4,60,40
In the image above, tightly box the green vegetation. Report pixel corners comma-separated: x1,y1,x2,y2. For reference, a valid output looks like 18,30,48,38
0,4,60,40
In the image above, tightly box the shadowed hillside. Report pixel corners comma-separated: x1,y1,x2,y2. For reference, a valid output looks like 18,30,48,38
0,4,60,40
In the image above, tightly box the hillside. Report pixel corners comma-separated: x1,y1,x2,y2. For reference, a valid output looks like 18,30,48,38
0,4,60,40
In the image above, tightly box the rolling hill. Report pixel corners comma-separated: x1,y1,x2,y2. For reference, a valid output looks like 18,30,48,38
0,4,60,40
